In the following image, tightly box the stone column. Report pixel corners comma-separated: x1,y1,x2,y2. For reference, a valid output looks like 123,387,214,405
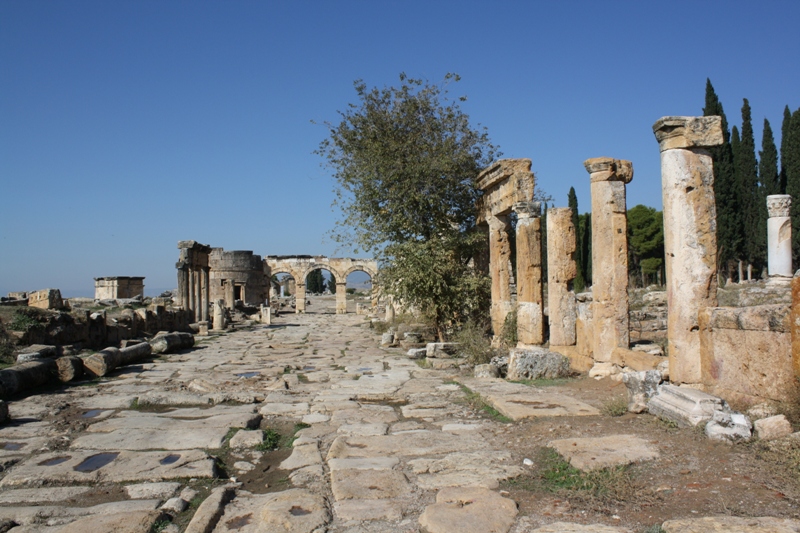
385,295,395,322
488,215,513,337
194,269,203,322
514,202,544,345
200,268,209,322
295,283,306,313
767,195,792,279
585,157,633,362
653,116,723,385
212,299,226,330
336,282,348,314
225,279,235,309
547,207,578,346
188,269,196,316
176,262,189,310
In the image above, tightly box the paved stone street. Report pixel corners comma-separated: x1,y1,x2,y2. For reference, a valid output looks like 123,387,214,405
1,311,798,533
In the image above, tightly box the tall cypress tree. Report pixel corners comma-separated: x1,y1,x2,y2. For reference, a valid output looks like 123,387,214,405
760,118,780,197
786,108,800,264
567,187,585,292
737,99,764,272
780,105,792,194
581,213,592,286
703,80,740,280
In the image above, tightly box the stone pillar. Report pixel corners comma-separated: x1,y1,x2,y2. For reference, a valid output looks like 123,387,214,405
176,263,189,310
336,282,348,314
212,299,226,330
547,207,577,346
295,283,306,313
488,215,513,337
194,269,203,322
514,202,544,345
201,268,209,321
225,279,235,309
188,269,196,315
585,157,633,362
653,116,723,385
792,271,800,379
767,195,792,279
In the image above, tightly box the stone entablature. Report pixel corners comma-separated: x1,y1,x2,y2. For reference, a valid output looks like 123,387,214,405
265,256,378,314
476,159,535,223
94,277,145,300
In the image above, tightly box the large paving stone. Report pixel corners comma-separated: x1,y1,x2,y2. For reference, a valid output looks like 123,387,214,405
279,443,322,470
486,391,599,420
661,516,800,532
0,501,161,528
327,457,399,471
333,499,404,521
330,469,411,500
548,434,659,471
211,489,329,533
0,449,216,487
326,431,482,460
0,486,93,504
408,451,523,490
418,486,517,533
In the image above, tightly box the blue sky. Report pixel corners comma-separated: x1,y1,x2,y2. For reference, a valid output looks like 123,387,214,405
1,1,798,296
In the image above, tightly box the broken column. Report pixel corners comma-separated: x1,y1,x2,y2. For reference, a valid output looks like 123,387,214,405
212,299,226,330
767,195,792,280
546,207,577,347
488,214,514,337
515,201,544,345
295,282,306,313
653,116,723,385
336,282,348,314
585,157,633,363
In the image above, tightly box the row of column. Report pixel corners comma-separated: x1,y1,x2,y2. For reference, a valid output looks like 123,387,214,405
177,264,209,323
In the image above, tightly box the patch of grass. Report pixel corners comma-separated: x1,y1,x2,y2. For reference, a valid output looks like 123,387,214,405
641,525,665,533
296,373,309,383
258,428,282,450
414,359,431,369
282,365,293,374
7,309,45,333
455,383,512,423
150,519,172,533
601,396,629,417
0,320,15,365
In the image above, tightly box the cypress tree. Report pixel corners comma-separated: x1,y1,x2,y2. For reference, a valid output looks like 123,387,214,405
760,118,780,196
581,213,592,286
786,108,800,264
780,105,792,194
567,187,585,292
703,80,740,280
737,99,764,273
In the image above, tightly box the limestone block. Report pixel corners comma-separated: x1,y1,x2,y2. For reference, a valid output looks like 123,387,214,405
647,384,724,427
506,348,570,381
229,429,264,449
516,205,545,344
754,414,793,440
545,208,577,348
331,468,410,500
531,524,632,533
622,370,661,413
406,348,427,360
426,342,459,358
27,288,63,310
380,332,394,346
418,486,518,533
611,347,662,372
474,364,499,378
704,410,751,442
125,482,181,500
488,214,514,336
549,345,593,373
548,434,659,471
183,486,235,533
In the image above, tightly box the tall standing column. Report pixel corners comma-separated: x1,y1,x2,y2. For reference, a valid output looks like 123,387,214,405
201,267,210,321
188,269,197,316
295,283,306,313
176,262,189,310
515,202,544,345
767,195,792,279
547,207,577,346
336,282,348,314
225,279,235,309
653,116,723,385
585,157,633,363
487,215,514,338
194,268,203,322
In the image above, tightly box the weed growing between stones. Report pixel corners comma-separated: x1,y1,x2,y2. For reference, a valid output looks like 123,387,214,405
414,359,431,369
258,429,282,451
150,518,171,533
641,525,665,533
601,396,629,417
452,318,497,365
455,383,512,423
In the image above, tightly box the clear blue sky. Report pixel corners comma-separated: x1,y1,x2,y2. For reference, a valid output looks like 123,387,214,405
2,1,798,296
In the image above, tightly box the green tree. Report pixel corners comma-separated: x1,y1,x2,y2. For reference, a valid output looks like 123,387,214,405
760,118,780,197
306,269,325,294
627,205,664,287
785,108,800,263
703,79,741,281
580,213,592,286
781,105,792,194
567,187,585,292
317,73,501,338
736,99,765,275
326,273,336,294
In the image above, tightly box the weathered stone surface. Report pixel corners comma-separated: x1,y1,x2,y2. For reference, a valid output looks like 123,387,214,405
0,501,162,528
661,515,800,532
622,370,661,413
547,207,577,346
326,431,481,460
229,429,264,449
531,524,632,533
279,443,322,470
647,384,724,427
768,195,793,278
426,342,459,358
327,457,398,471
506,348,570,381
28,288,63,310
408,450,522,490
333,499,403,521
418,486,518,533
586,157,632,363
331,468,410,500
705,410,751,442
125,482,181,500
654,116,722,385
754,414,793,440
794,271,800,380
184,486,235,533
54,510,166,533
548,434,659,471
516,201,545,345
0,486,93,504
488,214,514,337
407,348,427,360
56,355,84,382
259,489,329,533
150,332,194,354
474,364,499,378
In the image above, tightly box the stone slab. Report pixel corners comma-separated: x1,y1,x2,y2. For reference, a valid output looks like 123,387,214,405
330,469,411,500
326,431,482,460
486,391,600,420
531,524,632,533
0,501,161,527
72,426,231,451
0,449,215,488
0,486,93,504
327,457,399,471
336,423,388,436
418,486,518,533
647,384,724,427
125,482,182,500
333,499,404,521
211,489,329,533
548,434,659,471
408,451,523,490
662,516,800,533
278,443,322,470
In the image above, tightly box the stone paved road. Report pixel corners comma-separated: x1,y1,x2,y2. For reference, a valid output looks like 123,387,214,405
0,312,797,533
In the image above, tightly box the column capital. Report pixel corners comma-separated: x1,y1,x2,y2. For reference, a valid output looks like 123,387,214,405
513,201,541,218
652,116,723,152
584,158,633,184
767,194,791,218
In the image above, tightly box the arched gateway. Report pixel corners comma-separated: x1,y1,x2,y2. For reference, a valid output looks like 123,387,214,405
265,255,378,314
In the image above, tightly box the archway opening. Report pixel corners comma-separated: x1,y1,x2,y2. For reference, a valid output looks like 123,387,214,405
305,268,336,314
346,270,373,314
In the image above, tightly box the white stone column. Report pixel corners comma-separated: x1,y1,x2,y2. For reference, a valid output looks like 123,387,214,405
385,295,395,322
767,195,792,279
176,263,189,310
653,116,723,385
336,282,348,314
585,157,633,362
546,207,577,347
488,215,513,338
515,202,544,345
201,268,209,322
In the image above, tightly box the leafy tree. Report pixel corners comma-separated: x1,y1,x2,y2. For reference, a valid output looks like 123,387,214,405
785,108,800,263
317,73,501,338
567,187,585,292
306,269,325,294
326,273,336,294
781,105,792,194
627,205,664,287
703,80,741,281
736,99,765,274
579,213,592,286
760,118,780,197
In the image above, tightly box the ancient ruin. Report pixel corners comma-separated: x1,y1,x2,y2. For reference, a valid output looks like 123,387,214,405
94,276,145,300
546,207,577,348
768,194,792,280
176,240,211,322
209,248,270,309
